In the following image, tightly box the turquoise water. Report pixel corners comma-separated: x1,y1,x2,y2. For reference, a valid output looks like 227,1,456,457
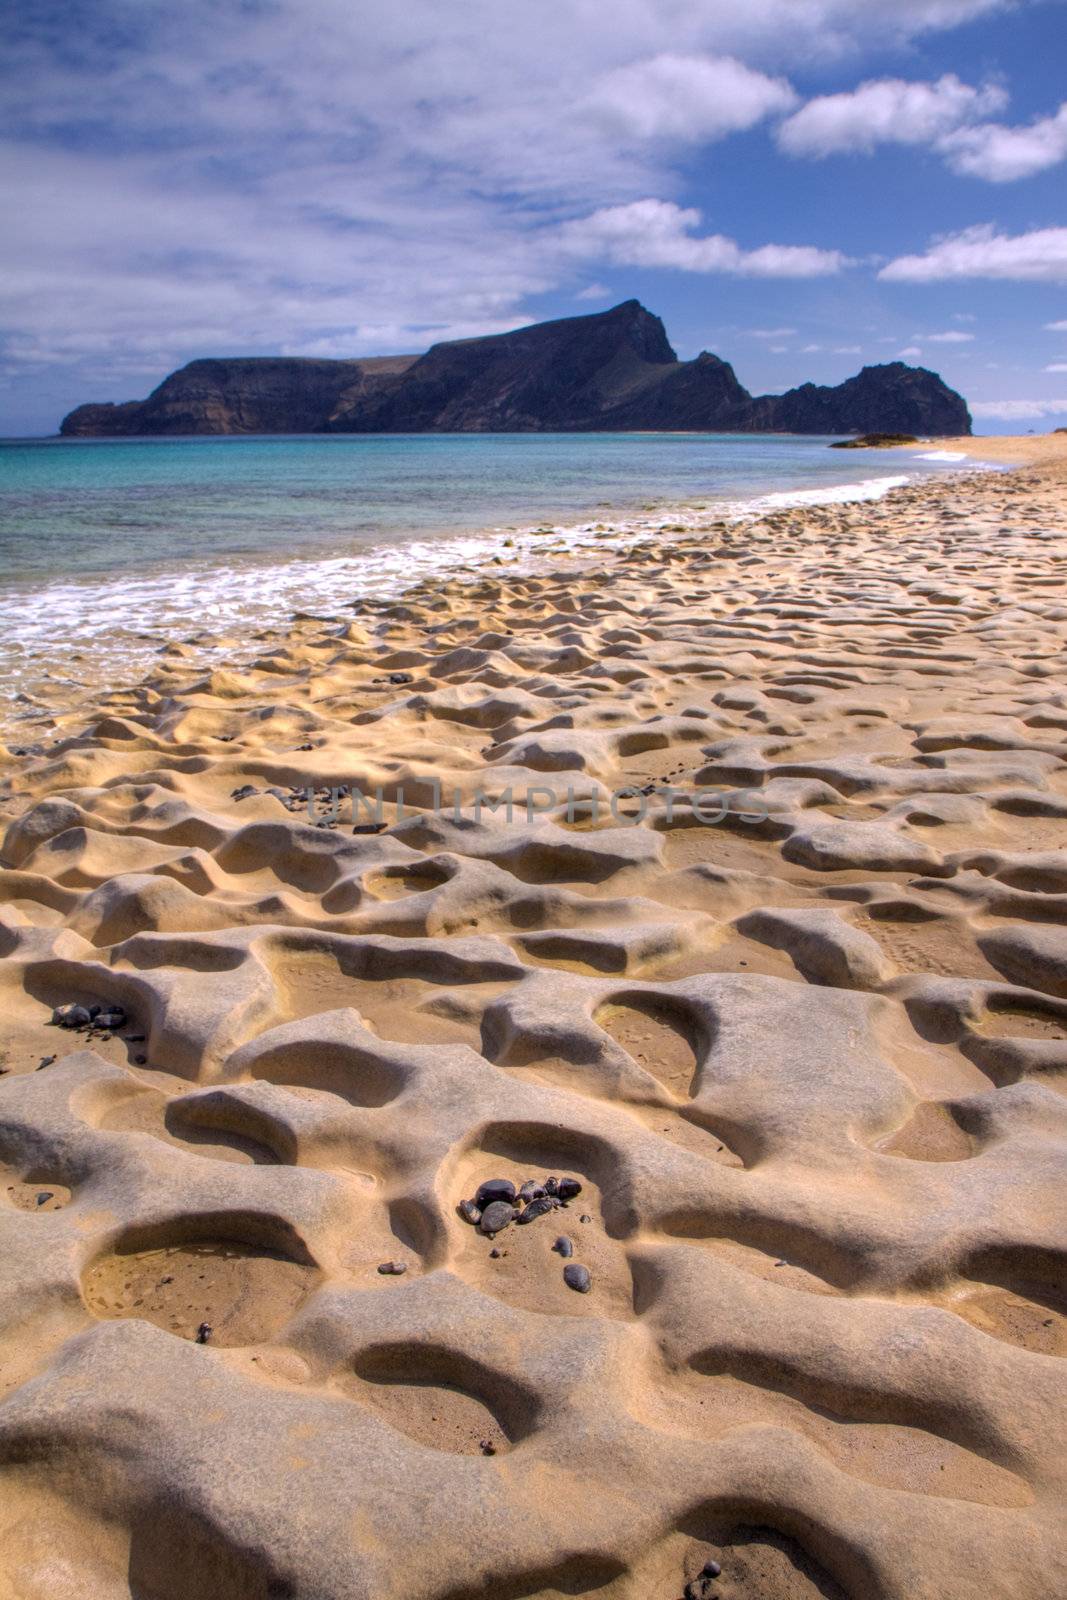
0,431,972,707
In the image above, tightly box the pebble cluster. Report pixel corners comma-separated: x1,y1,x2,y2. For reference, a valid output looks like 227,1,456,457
457,1175,593,1292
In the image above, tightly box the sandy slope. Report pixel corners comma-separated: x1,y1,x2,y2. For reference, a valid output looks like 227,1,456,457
0,446,1065,1600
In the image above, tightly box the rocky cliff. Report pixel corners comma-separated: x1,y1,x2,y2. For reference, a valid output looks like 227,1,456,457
60,302,972,437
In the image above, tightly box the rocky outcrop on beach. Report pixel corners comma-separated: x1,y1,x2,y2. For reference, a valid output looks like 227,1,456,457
59,301,972,437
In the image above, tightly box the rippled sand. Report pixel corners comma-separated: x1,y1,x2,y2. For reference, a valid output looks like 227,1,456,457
0,436,1065,1599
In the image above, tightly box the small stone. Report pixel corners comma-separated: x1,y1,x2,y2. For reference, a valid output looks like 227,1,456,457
479,1201,518,1236
352,822,386,834
518,1179,545,1205
553,1235,573,1258
557,1177,582,1200
543,1176,559,1196
195,1322,213,1344
38,1055,56,1069
479,1438,496,1456
517,1194,560,1224
35,1192,53,1206
701,1561,722,1580
579,1214,592,1224
95,1007,127,1031
475,1178,516,1209
458,1198,482,1226
53,1004,91,1030
563,1263,591,1293
489,1248,502,1259
377,1261,407,1275
133,1055,148,1066
231,785,257,801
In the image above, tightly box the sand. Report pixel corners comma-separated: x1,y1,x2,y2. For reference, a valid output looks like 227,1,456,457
0,438,1065,1599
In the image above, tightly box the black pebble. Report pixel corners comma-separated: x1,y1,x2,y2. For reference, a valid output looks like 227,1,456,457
133,1055,148,1066
479,1201,518,1235
563,1263,591,1293
352,822,386,834
35,1192,53,1206
479,1438,496,1456
518,1179,545,1204
579,1214,592,1224
701,1561,722,1580
557,1177,582,1200
475,1178,516,1208
543,1176,559,1196
489,1247,502,1259
553,1235,573,1258
377,1261,407,1275
517,1194,560,1224
195,1322,212,1344
458,1198,482,1225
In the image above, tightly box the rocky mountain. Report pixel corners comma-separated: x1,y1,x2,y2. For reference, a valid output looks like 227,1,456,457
60,301,971,437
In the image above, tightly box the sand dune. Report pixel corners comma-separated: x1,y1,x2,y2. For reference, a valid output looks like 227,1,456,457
0,445,1065,1599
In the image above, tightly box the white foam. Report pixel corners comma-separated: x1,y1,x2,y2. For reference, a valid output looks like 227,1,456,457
750,475,911,510
913,450,968,462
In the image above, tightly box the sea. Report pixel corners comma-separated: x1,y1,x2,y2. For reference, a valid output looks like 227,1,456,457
0,431,979,718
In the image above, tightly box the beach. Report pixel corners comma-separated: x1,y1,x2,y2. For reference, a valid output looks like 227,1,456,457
0,435,1065,1598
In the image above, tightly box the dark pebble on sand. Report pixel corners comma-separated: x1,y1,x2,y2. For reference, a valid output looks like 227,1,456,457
53,1003,91,1029
377,1261,407,1275
195,1323,213,1344
489,1247,502,1259
479,1439,496,1455
543,1176,559,1196
479,1201,518,1235
352,822,386,834
563,1263,591,1293
134,1055,148,1066
517,1194,560,1224
579,1214,592,1224
518,1179,545,1204
553,1235,573,1258
458,1198,482,1225
557,1177,582,1200
475,1178,516,1208
35,1192,53,1206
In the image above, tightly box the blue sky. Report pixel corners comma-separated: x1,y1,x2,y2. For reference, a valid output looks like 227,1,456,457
2,0,1067,434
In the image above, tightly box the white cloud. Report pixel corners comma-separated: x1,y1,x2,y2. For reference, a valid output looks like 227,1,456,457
834,344,862,353
1046,363,1067,372
560,200,851,277
748,326,798,338
780,72,1067,184
919,331,976,342
970,398,1067,418
588,54,796,143
1047,320,1067,331
576,283,612,300
897,345,923,358
940,103,1067,181
778,75,1006,156
881,225,1067,283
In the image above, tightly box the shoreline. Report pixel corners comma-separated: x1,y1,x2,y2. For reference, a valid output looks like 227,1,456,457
0,440,1025,747
0,441,1066,1597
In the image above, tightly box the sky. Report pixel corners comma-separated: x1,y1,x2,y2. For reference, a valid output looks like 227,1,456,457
2,0,1067,435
